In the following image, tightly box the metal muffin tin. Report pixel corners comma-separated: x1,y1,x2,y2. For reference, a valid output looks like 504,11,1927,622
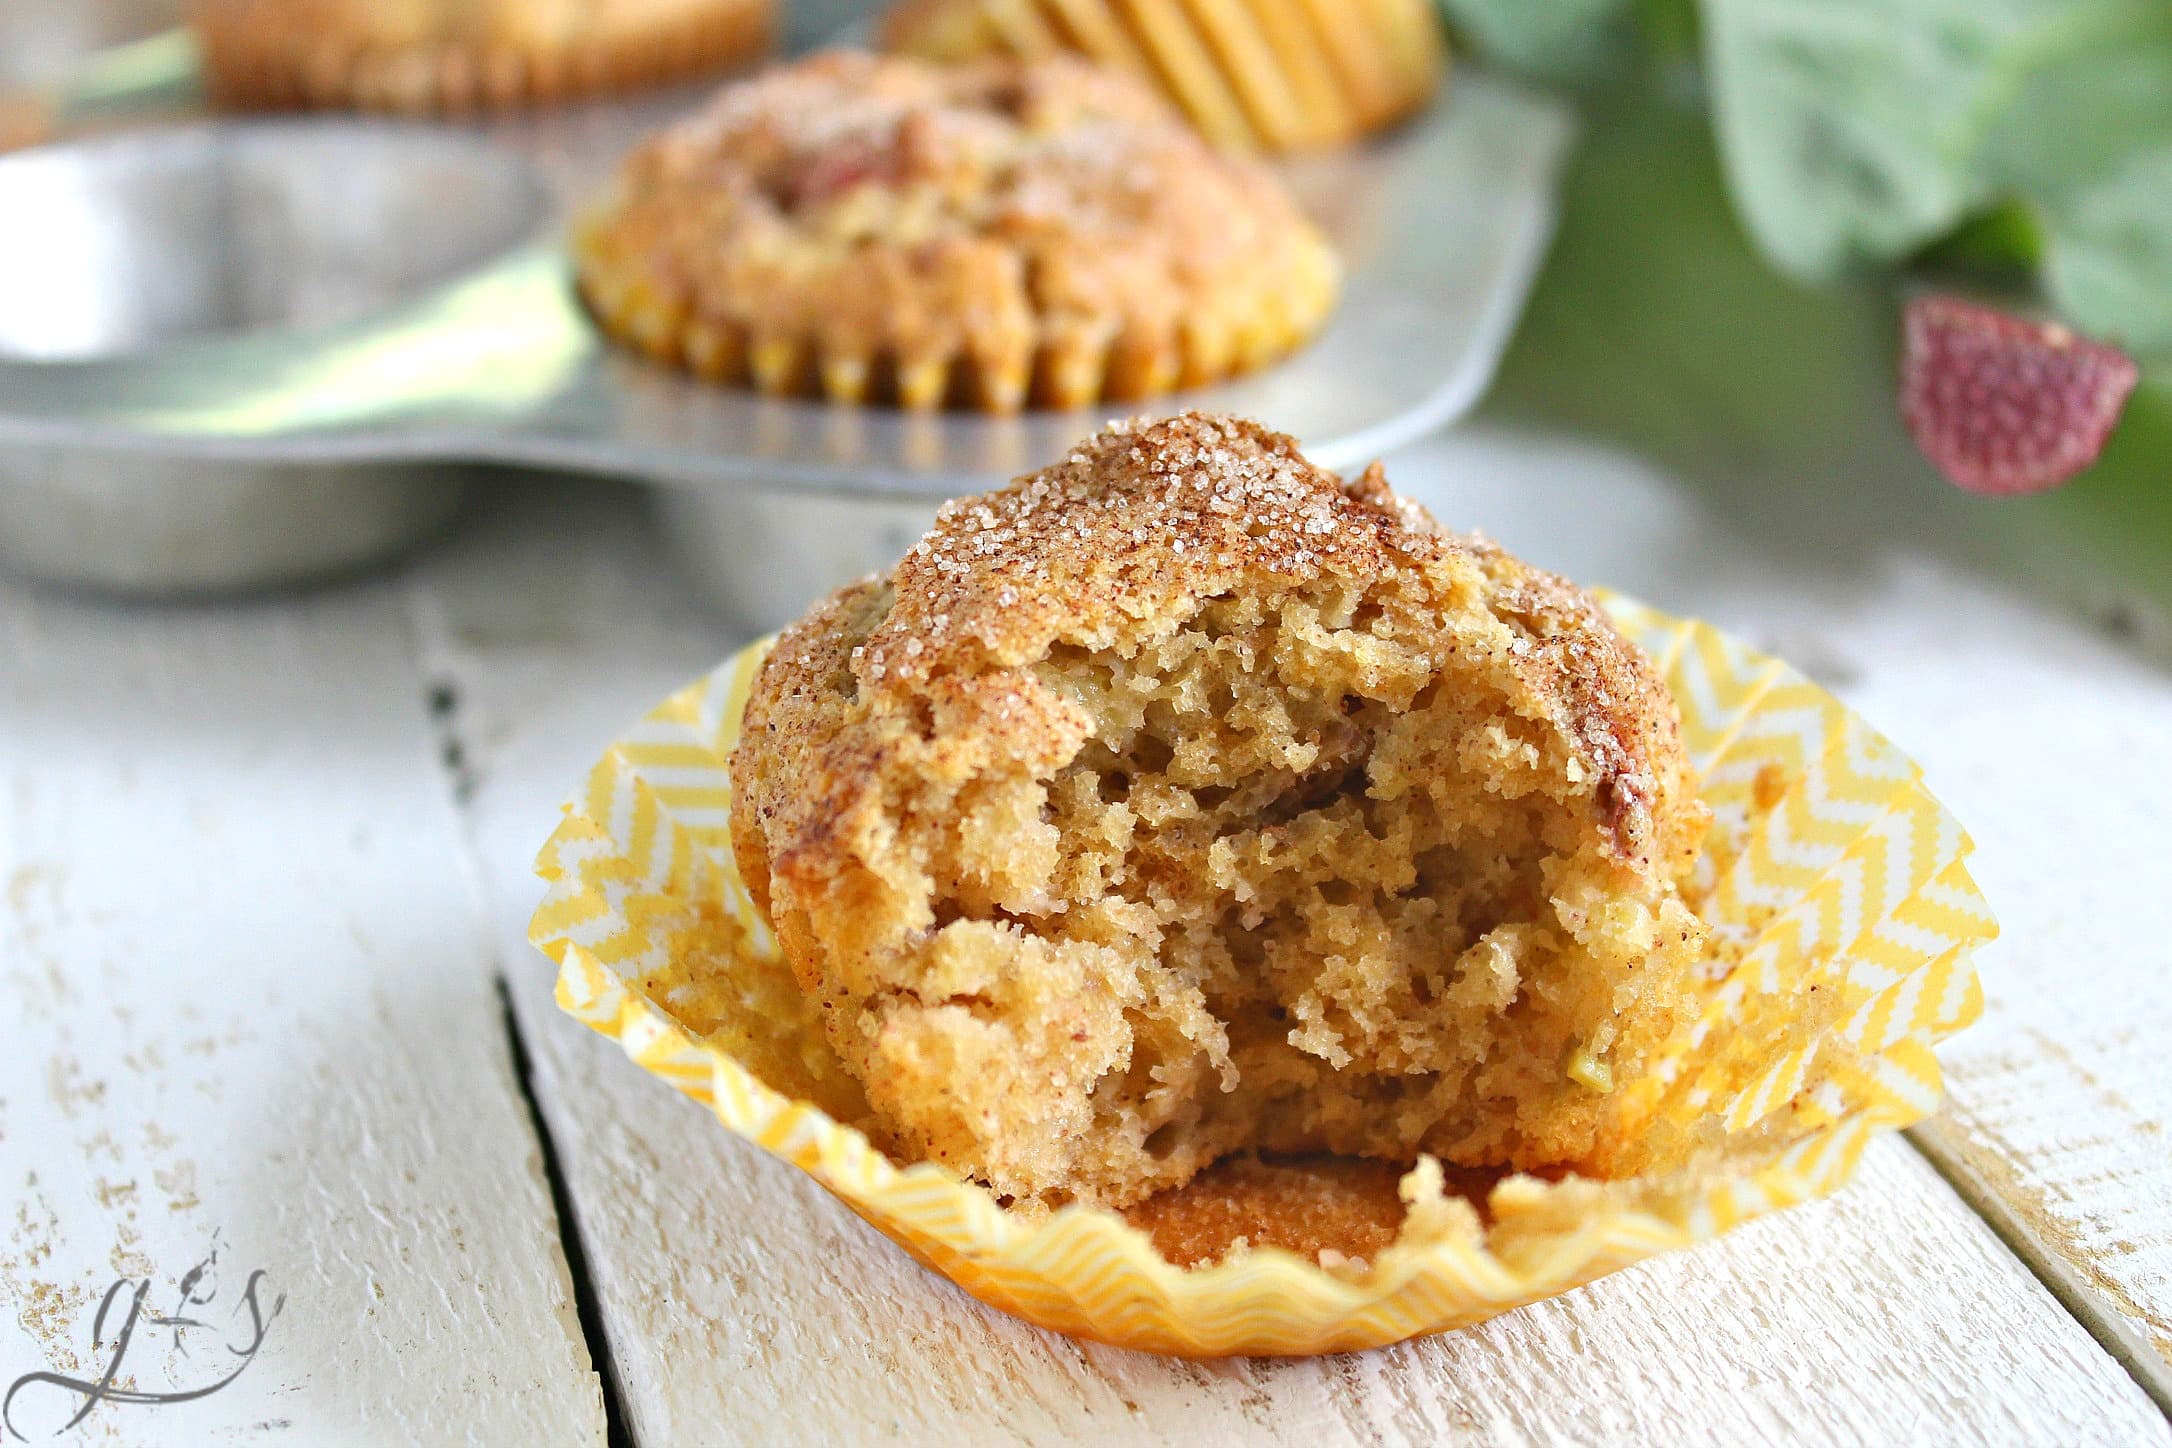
0,69,1572,620
0,122,545,590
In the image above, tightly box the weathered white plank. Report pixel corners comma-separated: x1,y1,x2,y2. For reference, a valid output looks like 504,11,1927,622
415,476,2166,1446
1816,586,2172,1401
1402,425,2172,1407
0,570,605,1445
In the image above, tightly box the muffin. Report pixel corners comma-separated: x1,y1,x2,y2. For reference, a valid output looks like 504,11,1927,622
729,413,1712,1210
573,52,1339,412
879,0,1446,150
191,0,772,113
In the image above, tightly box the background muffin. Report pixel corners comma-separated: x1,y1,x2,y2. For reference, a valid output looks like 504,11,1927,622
730,413,1711,1209
880,0,1446,150
192,0,772,113
573,51,1339,412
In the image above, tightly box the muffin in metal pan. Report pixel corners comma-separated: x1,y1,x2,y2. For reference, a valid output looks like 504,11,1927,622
573,51,1340,412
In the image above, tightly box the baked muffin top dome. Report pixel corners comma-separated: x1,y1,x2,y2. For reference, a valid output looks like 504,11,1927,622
732,414,1710,1208
574,52,1338,411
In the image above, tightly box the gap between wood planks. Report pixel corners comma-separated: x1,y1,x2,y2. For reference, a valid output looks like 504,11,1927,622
413,626,637,1448
498,975,639,1448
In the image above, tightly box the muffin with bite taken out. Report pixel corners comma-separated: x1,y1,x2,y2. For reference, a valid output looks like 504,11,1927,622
730,412,1712,1211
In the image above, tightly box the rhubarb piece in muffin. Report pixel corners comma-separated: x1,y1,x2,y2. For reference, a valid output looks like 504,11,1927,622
730,414,1710,1209
573,51,1338,411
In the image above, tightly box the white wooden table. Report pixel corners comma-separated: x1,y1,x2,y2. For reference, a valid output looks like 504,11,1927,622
4,424,2169,1446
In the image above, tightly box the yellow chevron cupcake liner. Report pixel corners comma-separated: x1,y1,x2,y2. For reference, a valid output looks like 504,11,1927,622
879,0,1446,151
531,595,1993,1356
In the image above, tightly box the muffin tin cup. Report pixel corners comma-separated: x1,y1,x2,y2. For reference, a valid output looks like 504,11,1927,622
529,596,1995,1356
0,118,557,593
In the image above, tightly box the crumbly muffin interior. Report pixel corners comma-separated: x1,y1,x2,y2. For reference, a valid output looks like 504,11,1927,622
730,415,1709,1212
794,574,1702,1208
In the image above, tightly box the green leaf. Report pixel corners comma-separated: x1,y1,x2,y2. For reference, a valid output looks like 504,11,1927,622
2038,151,2172,355
1698,0,2172,354
1698,0,2035,280
1448,0,2172,355
1978,21,2172,353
